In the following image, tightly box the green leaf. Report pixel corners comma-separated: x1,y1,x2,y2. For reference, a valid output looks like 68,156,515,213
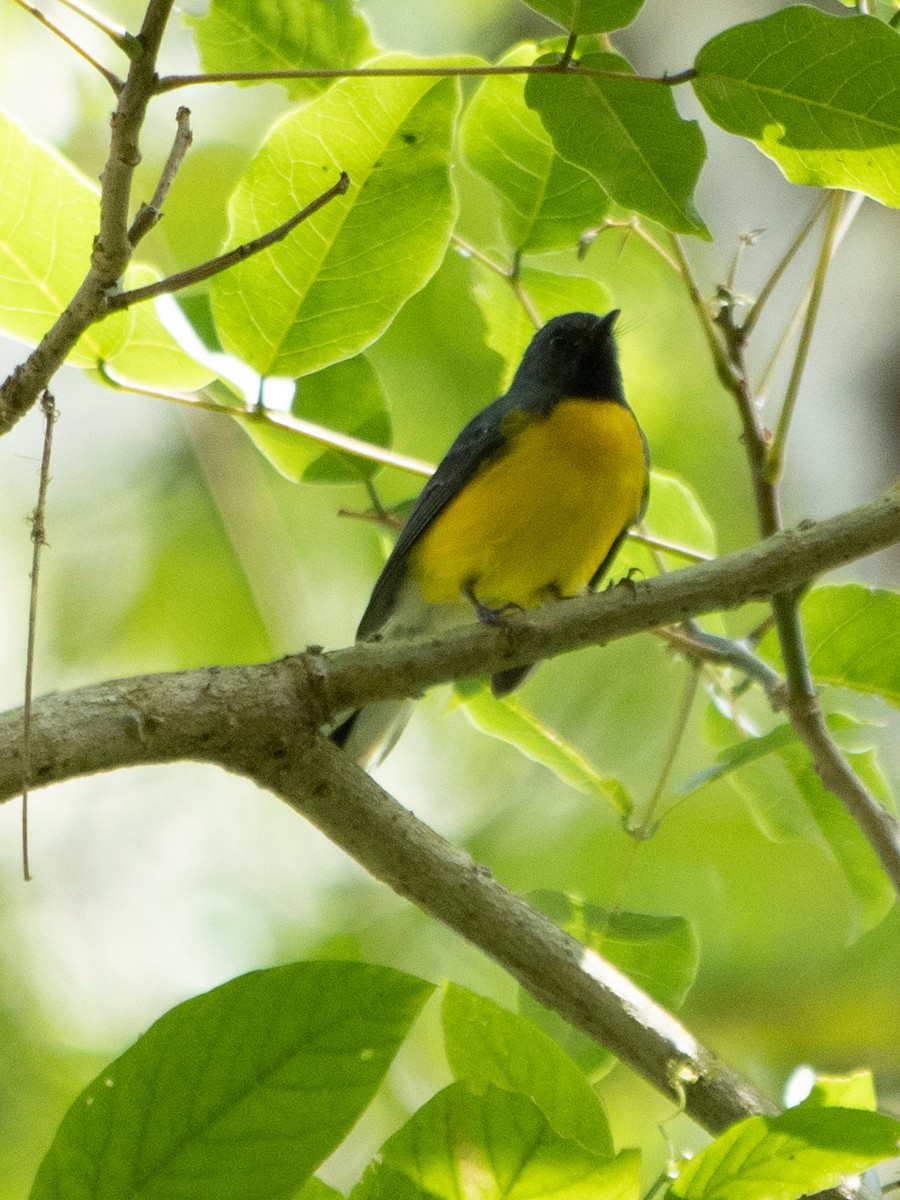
690,710,896,935
381,1082,640,1200
693,8,900,206
522,0,645,35
211,55,468,378
297,1180,345,1200
681,720,801,799
667,1106,900,1200
759,584,900,708
30,962,432,1200
615,469,717,579
0,111,129,366
802,1071,877,1112
461,43,609,253
185,0,377,101
240,354,392,483
519,892,699,1073
442,984,614,1158
0,114,214,390
453,678,633,817
99,267,216,392
525,53,709,236
350,1165,426,1200
781,730,896,935
470,261,612,389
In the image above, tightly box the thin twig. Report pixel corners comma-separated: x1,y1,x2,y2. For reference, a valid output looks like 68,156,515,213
791,694,900,890
93,0,177,278
96,368,435,478
154,63,698,95
107,172,350,310
54,0,139,55
628,529,712,563
451,234,511,278
128,107,193,246
579,217,682,274
753,279,813,406
765,192,847,482
10,0,121,91
667,235,740,395
635,666,701,838
724,228,762,296
21,391,57,882
658,622,786,701
740,194,829,341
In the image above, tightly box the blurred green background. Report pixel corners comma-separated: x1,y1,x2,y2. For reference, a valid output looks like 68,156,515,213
1,0,898,1195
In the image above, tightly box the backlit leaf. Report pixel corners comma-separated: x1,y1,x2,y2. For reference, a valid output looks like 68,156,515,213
526,53,708,236
185,0,377,101
211,56,468,378
462,43,608,253
31,962,432,1200
522,0,645,35
693,8,900,206
443,983,614,1157
381,1082,640,1200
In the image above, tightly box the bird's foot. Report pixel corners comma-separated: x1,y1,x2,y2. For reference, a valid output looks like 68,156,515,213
606,566,643,595
465,586,523,626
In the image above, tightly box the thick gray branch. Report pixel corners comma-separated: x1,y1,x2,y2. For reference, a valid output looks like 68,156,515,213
1,489,898,803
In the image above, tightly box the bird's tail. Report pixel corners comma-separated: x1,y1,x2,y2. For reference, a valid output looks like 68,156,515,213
330,699,416,769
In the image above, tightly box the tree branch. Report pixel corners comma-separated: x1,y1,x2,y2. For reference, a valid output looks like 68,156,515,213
2,489,899,866
127,106,194,247
0,0,177,436
107,171,350,311
154,63,698,95
0,668,775,1136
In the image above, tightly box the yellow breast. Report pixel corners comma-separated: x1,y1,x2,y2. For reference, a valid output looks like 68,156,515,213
407,398,648,609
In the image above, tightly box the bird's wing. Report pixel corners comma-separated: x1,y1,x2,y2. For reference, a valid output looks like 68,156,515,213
356,397,511,639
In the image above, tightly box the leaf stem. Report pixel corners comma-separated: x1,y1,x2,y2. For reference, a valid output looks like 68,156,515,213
765,191,848,483
450,234,510,278
154,63,697,94
580,217,682,275
633,666,701,839
54,0,140,54
96,368,435,478
451,236,542,328
740,193,829,341
10,0,122,90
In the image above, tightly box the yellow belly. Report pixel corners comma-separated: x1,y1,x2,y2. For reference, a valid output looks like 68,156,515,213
407,398,647,608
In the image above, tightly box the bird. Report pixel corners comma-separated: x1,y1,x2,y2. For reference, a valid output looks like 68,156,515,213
333,309,650,767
